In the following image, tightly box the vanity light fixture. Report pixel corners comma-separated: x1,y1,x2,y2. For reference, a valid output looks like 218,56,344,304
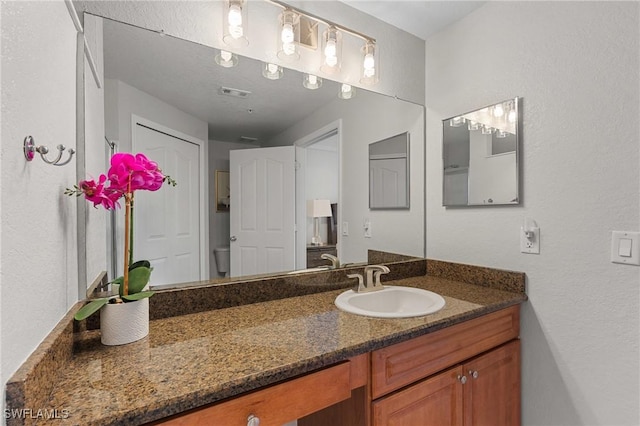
321,26,342,74
303,73,323,90
482,124,494,135
508,108,517,123
360,40,379,85
277,9,300,61
262,62,284,80
493,103,505,117
215,50,238,68
449,116,465,127
223,0,249,48
338,83,356,100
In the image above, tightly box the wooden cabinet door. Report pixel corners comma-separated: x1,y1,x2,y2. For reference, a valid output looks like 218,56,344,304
463,340,521,426
373,366,463,426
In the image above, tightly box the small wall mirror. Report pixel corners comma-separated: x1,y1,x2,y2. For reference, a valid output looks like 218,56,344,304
442,97,520,206
369,132,410,209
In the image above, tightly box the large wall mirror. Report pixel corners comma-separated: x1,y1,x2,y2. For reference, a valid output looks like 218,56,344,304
442,97,520,206
83,14,425,290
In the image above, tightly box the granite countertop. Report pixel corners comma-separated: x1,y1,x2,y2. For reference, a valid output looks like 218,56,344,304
35,274,525,425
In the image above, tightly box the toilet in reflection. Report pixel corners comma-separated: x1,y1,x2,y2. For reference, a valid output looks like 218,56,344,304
214,246,230,278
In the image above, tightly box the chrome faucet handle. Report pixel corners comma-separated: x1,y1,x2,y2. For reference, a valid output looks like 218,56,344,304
364,265,390,288
347,273,366,293
372,265,390,287
321,253,340,269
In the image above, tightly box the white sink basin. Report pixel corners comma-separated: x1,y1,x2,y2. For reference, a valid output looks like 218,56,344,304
335,286,446,318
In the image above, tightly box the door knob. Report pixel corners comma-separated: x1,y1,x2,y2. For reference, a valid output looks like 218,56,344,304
230,236,237,242
457,374,467,384
247,414,260,426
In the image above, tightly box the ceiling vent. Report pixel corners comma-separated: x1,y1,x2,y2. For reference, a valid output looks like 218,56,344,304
219,86,252,98
238,136,259,143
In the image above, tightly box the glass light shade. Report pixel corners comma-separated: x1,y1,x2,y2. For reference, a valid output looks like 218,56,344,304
360,40,379,85
482,125,493,135
338,84,356,100
215,50,238,68
303,74,323,90
223,0,249,48
496,129,508,138
449,116,465,127
467,120,480,131
277,10,300,61
262,62,283,80
321,26,342,74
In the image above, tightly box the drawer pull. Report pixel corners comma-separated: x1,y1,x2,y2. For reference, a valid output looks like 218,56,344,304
457,374,467,384
247,414,260,426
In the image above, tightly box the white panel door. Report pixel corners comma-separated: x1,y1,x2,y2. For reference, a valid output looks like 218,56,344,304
230,146,295,277
370,158,407,207
133,122,201,285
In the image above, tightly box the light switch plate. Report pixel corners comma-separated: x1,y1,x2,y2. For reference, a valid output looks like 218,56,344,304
611,231,640,265
342,222,349,236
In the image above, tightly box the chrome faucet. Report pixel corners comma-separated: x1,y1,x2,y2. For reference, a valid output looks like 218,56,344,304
320,253,340,269
348,265,390,293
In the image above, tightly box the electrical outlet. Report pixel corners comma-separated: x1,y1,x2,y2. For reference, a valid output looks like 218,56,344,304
520,226,540,254
342,222,349,236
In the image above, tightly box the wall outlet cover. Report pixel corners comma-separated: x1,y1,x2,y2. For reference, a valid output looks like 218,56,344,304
520,226,540,254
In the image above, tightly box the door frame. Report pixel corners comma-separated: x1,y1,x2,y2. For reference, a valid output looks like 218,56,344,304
294,119,343,267
130,114,209,281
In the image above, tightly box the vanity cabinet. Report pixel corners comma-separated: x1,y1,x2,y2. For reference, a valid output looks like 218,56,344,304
155,355,368,426
370,305,520,426
373,341,520,426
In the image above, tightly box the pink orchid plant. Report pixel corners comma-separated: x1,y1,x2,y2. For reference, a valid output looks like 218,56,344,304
66,153,176,321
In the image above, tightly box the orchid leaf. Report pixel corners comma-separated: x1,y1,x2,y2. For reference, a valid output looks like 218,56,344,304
74,298,109,321
118,265,152,296
122,291,154,302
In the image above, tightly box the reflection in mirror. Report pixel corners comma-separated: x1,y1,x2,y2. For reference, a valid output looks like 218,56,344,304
92,14,424,288
369,132,410,209
442,98,520,206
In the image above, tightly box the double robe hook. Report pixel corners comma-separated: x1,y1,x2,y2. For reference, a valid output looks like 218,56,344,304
23,136,75,167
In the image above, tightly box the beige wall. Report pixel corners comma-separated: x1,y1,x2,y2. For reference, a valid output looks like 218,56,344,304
425,2,640,424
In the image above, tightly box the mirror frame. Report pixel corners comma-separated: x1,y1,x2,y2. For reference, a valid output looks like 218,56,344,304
442,97,521,207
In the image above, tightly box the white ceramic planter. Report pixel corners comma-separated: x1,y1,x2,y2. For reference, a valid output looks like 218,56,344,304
100,298,149,346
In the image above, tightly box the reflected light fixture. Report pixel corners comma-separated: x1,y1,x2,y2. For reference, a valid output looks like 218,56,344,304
508,109,517,123
482,125,493,135
262,62,283,80
360,40,379,85
215,50,238,68
303,74,323,90
278,9,300,61
223,0,248,47
338,84,356,100
467,120,480,131
493,103,504,117
449,116,465,127
321,26,342,74
496,129,508,138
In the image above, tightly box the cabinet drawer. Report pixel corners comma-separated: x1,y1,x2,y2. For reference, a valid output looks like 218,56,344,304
157,357,364,426
371,305,519,398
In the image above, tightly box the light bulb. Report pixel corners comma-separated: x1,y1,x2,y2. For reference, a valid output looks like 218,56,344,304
339,84,355,99
363,53,375,71
508,109,517,123
493,104,504,117
220,50,233,62
282,42,295,56
281,23,294,44
303,74,322,90
267,63,278,74
228,4,242,27
308,75,317,85
482,125,493,135
324,40,336,60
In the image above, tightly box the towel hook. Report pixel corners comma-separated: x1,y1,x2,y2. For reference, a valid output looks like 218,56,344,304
23,136,75,166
